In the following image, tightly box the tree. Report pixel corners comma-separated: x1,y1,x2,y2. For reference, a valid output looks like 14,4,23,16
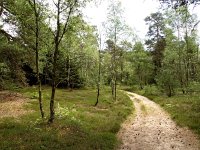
156,29,180,96
165,5,200,92
48,0,79,123
0,0,40,87
145,12,166,78
130,42,153,89
104,0,126,101
28,0,44,118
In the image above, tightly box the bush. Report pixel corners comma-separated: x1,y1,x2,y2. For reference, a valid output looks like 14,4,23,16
187,81,200,94
144,85,159,96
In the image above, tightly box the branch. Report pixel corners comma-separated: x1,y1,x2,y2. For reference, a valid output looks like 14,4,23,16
191,20,200,33
27,0,34,9
58,0,78,45
53,0,58,8
0,29,16,41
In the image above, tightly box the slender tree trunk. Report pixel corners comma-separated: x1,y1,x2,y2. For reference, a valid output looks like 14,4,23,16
49,82,56,123
36,49,44,118
67,55,71,89
111,51,114,99
48,0,76,123
114,26,117,101
114,74,117,101
95,82,100,106
120,48,123,84
31,0,44,118
95,35,101,106
49,0,60,123
95,62,100,106
120,60,123,84
177,23,186,94
185,5,190,88
168,85,172,97
49,42,59,123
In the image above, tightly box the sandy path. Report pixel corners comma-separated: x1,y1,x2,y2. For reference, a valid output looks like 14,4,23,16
117,92,200,150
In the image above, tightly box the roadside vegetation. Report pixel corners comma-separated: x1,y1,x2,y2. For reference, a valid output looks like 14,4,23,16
124,85,200,138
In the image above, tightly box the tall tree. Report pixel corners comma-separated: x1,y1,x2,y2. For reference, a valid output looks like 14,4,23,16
48,0,79,123
28,0,44,118
145,12,166,77
104,0,126,101
156,28,180,96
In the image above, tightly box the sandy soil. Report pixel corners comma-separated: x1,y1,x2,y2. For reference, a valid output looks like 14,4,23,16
117,92,200,150
0,91,32,118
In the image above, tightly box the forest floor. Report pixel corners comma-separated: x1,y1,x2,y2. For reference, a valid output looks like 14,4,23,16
0,91,33,118
117,92,200,150
0,87,132,149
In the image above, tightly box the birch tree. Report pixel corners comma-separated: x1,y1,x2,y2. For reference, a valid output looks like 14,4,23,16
48,0,79,123
104,0,126,101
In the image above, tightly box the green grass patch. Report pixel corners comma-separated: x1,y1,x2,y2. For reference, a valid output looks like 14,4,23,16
0,87,133,150
140,102,147,116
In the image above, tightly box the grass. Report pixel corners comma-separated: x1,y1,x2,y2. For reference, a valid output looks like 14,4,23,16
150,94,200,136
140,102,147,116
129,85,200,138
0,86,133,150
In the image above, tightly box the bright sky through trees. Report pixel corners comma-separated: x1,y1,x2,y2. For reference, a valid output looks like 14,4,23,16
83,0,200,40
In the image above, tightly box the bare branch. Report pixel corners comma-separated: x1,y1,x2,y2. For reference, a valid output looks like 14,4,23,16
191,20,200,33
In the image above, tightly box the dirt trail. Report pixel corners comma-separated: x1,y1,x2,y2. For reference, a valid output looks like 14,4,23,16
117,92,200,150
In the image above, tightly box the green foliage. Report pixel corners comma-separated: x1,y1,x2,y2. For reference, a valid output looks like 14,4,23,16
0,38,29,87
131,42,154,88
156,68,179,96
187,81,200,93
145,12,165,49
143,85,159,96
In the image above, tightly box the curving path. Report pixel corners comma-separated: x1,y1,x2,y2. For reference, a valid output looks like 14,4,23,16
117,92,200,150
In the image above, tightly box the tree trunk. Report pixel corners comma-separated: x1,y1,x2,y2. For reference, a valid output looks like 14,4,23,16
38,81,44,118
120,48,123,84
32,0,44,118
49,81,56,123
67,56,71,89
168,85,172,97
49,42,59,123
113,26,117,101
95,38,101,106
185,5,190,88
95,82,100,106
114,74,117,101
111,54,115,99
49,0,60,123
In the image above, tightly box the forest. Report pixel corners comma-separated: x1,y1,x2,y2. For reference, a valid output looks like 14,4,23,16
0,0,200,149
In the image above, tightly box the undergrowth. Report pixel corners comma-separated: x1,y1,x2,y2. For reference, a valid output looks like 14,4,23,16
0,87,133,150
